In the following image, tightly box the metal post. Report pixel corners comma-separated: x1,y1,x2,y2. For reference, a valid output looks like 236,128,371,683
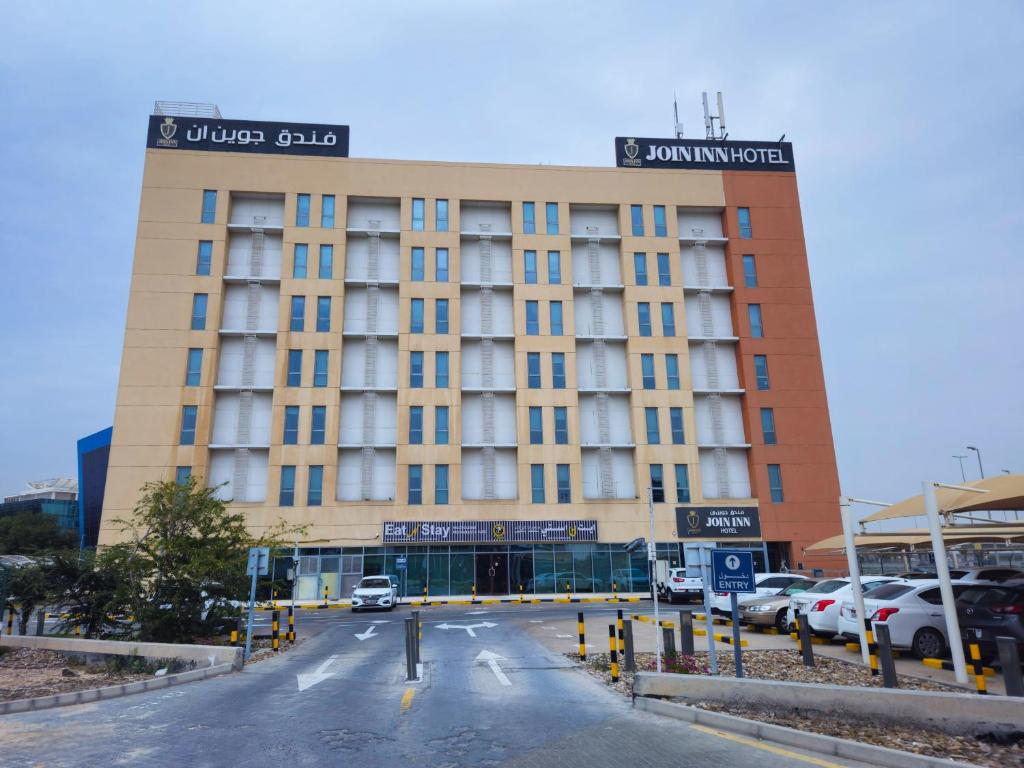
411,610,421,665
730,592,743,678
577,612,586,661
648,486,663,673
922,481,967,684
271,610,280,652
612,580,618,599
699,545,718,674
662,626,676,660
405,618,416,681
34,609,45,636
678,610,695,655
997,637,1024,697
874,623,898,688
796,612,814,667
840,497,871,666
616,609,625,656
623,619,635,672
608,625,619,683
243,567,258,661
291,540,299,642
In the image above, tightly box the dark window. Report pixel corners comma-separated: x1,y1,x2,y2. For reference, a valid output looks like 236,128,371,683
526,301,539,335
551,352,566,389
191,294,208,330
650,464,665,503
435,465,449,504
554,407,568,444
435,406,449,445
761,408,777,445
410,298,424,333
179,406,197,445
408,465,423,504
316,296,331,332
293,244,308,278
531,464,545,503
674,465,690,503
767,464,784,502
645,408,660,444
313,350,328,387
409,406,423,444
670,407,685,444
279,466,295,506
527,352,541,388
201,190,217,224
556,464,570,503
529,406,543,444
287,350,302,386
742,255,758,287
311,406,326,445
283,406,299,445
641,354,655,389
411,247,425,281
754,355,770,390
296,194,310,227
634,252,648,285
307,466,323,506
290,296,305,331
196,241,212,275
435,351,449,388
410,351,424,387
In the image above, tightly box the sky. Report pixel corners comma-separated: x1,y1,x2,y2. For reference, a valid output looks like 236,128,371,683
0,1,1021,521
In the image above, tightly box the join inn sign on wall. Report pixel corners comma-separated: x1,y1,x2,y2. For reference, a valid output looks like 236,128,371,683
383,520,599,544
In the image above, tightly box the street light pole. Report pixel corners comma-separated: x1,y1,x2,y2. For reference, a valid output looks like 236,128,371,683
966,446,985,479
952,455,968,483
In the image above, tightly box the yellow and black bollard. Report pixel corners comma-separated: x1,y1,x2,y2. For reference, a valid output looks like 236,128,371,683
519,584,525,602
423,585,428,603
968,642,988,695
472,584,477,601
863,619,879,677
287,605,295,643
322,585,329,608
566,582,572,601
616,609,625,656
608,625,619,682
272,610,280,652
230,628,239,647
577,612,586,661
612,580,618,600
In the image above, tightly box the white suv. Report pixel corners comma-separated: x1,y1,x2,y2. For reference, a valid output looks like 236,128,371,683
660,568,704,604
351,575,399,612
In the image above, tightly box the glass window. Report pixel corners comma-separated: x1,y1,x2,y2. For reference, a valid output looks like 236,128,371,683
670,407,685,444
201,190,217,224
529,406,543,444
556,464,570,503
666,354,680,389
196,241,212,275
767,464,784,502
547,251,561,284
641,354,655,389
308,466,323,506
435,406,449,445
653,205,667,237
524,250,538,284
189,294,208,331
435,465,449,504
630,205,644,236
554,406,568,444
743,255,758,287
410,351,424,387
311,406,326,445
435,199,448,232
761,408,777,445
175,466,192,485
296,194,310,227
321,195,335,228
279,466,295,506
185,348,202,386
545,202,558,235
738,207,752,238
409,406,423,444
293,244,308,278
526,301,539,335
312,297,329,332
645,408,660,444
435,351,449,388
313,350,328,387
675,464,691,503
657,253,671,286
748,304,763,337
650,464,665,503
283,406,299,445
287,350,302,387
527,352,541,388
551,352,566,389
290,296,305,331
549,301,563,336
411,247,425,281
637,303,652,336
661,303,676,336
408,465,423,504
754,355,770,390
179,405,197,445
435,299,449,334
411,198,424,231
318,245,333,279
531,464,545,503
634,253,648,285
436,248,449,281
410,298,424,333
523,202,536,234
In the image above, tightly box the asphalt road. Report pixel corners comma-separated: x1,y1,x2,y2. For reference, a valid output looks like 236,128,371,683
1,603,873,768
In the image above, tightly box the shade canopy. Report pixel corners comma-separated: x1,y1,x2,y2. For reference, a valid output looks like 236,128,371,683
805,524,1024,552
859,475,1024,523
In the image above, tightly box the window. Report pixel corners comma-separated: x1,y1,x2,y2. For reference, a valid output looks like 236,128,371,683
296,194,310,227
738,207,752,238
523,202,536,234
410,351,424,387
554,407,568,444
670,408,685,444
556,464,570,503
311,406,326,445
650,464,665,503
435,351,449,388
645,408,660,444
313,350,328,387
529,406,543,444
436,299,449,334
761,408,777,445
531,464,545,503
634,253,648,285
637,303,652,336
551,352,566,389
279,466,296,506
411,198,424,231
766,464,785,502
283,406,299,445
674,464,691,503
293,244,308,278
630,205,644,236
653,205,667,237
411,247,425,281
318,245,333,279
410,298,424,333
527,352,541,389
201,190,217,224
435,199,449,232
435,406,449,445
308,466,323,506
666,354,680,389
524,250,538,284
748,304,763,337
545,202,558,235
526,301,539,335
287,350,302,386
641,354,655,389
661,303,676,336
290,296,305,331
742,255,758,287
190,294,208,330
179,405,197,445
657,253,671,286
185,348,202,386
409,406,423,444
196,241,212,276
436,248,449,281
316,296,331,332
549,301,563,335
754,355,770,390
408,465,423,504
435,465,449,504
547,251,561,284
175,466,192,485
321,195,335,228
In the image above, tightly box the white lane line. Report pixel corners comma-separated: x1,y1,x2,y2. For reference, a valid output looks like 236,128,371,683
475,650,511,686
296,655,339,691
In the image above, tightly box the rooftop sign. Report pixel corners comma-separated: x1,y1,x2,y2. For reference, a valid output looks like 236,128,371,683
615,137,794,172
147,115,349,157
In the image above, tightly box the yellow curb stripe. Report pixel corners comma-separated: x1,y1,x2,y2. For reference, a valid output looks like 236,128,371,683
689,724,848,768
400,687,415,713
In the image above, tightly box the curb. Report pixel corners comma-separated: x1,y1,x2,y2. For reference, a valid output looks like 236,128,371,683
634,697,980,768
0,663,235,716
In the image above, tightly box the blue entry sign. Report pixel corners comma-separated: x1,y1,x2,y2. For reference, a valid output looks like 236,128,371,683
395,557,408,571
710,550,755,593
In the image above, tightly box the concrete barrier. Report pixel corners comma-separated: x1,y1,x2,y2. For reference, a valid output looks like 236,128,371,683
0,635,243,671
634,672,1024,737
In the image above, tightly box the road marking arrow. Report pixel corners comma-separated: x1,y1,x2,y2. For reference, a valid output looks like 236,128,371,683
354,625,378,641
475,649,511,686
296,655,338,692
436,621,497,637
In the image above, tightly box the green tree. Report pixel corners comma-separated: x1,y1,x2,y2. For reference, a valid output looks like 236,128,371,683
7,562,50,634
0,510,76,554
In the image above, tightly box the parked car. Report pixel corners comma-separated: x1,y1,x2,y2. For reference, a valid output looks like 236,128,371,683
710,573,807,615
351,575,399,612
900,568,1024,583
957,584,1024,663
837,579,971,659
660,568,704,604
787,576,901,637
738,578,818,632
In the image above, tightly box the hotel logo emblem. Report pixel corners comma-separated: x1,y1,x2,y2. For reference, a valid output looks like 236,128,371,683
156,117,179,147
621,137,641,166
686,509,700,531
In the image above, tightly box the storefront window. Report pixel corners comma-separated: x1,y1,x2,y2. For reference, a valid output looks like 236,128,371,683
450,551,475,596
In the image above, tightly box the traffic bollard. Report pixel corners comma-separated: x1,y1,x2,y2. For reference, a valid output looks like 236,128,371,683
271,610,280,652
616,610,625,655
5,607,13,635
967,642,987,695
405,618,417,681
411,610,421,665
423,585,428,603
35,610,45,636
997,637,1024,697
678,610,695,656
520,584,525,602
566,582,572,601
288,605,295,643
795,613,815,667
863,618,879,677
663,626,677,660
623,619,636,672
577,612,586,661
472,584,477,601
322,585,329,608
230,628,238,647
608,625,619,683
874,623,899,688
612,581,618,599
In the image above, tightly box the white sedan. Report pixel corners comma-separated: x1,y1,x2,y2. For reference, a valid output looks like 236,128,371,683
351,575,399,612
787,576,901,637
709,573,807,615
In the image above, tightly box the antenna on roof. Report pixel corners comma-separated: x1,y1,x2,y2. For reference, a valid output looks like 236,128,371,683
673,92,684,139
701,91,727,140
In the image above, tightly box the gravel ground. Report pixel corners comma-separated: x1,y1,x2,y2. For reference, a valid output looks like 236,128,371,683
0,648,152,702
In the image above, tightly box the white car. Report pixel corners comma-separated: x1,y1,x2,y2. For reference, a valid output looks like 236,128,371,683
709,573,807,615
351,575,399,612
660,568,704,604
901,567,1024,584
787,576,901,637
837,579,971,658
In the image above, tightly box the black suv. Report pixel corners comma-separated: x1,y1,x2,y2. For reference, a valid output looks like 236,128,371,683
956,584,1024,663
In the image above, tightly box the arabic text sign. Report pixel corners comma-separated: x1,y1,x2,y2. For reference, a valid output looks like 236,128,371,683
675,506,762,539
147,115,349,157
382,520,599,544
710,550,756,593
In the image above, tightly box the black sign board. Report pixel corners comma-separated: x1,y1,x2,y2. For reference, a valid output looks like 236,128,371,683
147,115,349,157
675,506,762,539
383,520,598,544
615,137,794,172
